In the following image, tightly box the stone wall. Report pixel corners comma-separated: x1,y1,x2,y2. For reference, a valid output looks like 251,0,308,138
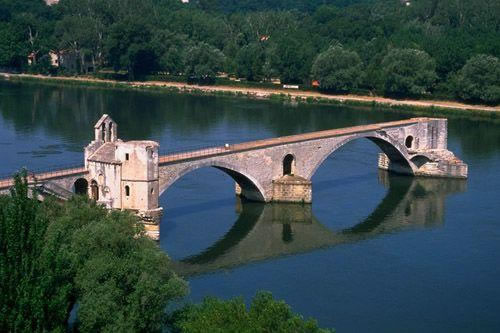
272,175,312,203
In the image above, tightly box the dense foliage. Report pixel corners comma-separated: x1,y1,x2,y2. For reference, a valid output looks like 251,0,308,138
311,45,363,92
453,54,500,105
169,291,333,333
0,0,499,103
381,48,437,97
0,173,187,332
0,175,333,332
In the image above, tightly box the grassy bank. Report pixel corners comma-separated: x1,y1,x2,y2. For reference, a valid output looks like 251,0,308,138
2,73,499,122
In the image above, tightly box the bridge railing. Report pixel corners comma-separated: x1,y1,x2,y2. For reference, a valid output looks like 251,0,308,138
0,163,86,184
159,140,244,162
159,145,231,163
158,140,243,156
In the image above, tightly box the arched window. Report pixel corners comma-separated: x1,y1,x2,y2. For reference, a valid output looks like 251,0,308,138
405,136,414,148
125,185,130,197
125,153,129,161
90,180,99,201
283,154,295,176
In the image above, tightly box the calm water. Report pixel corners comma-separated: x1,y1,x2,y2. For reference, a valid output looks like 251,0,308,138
1,80,500,332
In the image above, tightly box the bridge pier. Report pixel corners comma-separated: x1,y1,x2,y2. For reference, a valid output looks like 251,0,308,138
137,207,163,240
235,175,312,204
378,151,468,179
271,175,312,203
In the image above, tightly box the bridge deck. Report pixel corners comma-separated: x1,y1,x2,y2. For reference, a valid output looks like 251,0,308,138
0,167,87,190
0,117,431,190
159,117,428,164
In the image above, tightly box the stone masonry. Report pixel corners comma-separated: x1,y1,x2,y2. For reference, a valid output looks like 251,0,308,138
0,116,468,240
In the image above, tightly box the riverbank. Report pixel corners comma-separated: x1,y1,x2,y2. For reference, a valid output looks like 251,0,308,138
2,72,499,115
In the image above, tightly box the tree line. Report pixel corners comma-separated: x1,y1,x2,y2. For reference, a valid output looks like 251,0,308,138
0,0,499,104
0,173,332,332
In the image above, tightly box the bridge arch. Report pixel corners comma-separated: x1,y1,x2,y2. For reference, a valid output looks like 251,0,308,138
410,155,432,169
159,161,266,202
73,178,88,195
306,132,416,180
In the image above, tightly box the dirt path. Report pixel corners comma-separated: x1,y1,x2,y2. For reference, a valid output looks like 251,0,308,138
2,72,499,113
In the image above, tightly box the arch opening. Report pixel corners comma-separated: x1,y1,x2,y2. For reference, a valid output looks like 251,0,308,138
90,180,99,201
283,154,295,176
107,122,112,142
74,178,88,195
160,164,266,202
405,135,414,149
125,185,130,196
309,135,414,180
411,155,432,169
101,123,105,141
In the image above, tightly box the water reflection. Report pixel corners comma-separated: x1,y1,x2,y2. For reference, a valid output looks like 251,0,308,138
2,80,500,161
172,173,466,277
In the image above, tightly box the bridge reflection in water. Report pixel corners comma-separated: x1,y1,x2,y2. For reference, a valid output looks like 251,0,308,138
171,171,466,277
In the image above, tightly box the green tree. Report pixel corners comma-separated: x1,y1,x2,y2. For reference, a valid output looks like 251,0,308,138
0,22,25,68
0,177,187,332
106,18,157,79
183,41,225,84
236,42,266,81
169,291,334,333
381,48,437,97
152,30,188,75
453,54,500,105
55,15,95,74
269,35,312,84
311,45,363,92
0,172,51,332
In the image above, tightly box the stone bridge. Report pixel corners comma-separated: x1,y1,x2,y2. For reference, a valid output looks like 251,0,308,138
0,115,467,239
171,173,466,276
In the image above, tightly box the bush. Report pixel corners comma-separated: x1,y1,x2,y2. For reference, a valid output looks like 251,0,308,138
169,291,334,333
311,45,363,93
381,48,437,97
0,175,187,332
453,54,500,105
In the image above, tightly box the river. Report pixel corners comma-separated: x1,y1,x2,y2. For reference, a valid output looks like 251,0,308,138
1,79,499,332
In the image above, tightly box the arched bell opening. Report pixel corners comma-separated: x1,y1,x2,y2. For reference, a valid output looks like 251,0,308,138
107,122,113,142
74,178,88,195
101,123,106,141
283,154,295,176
